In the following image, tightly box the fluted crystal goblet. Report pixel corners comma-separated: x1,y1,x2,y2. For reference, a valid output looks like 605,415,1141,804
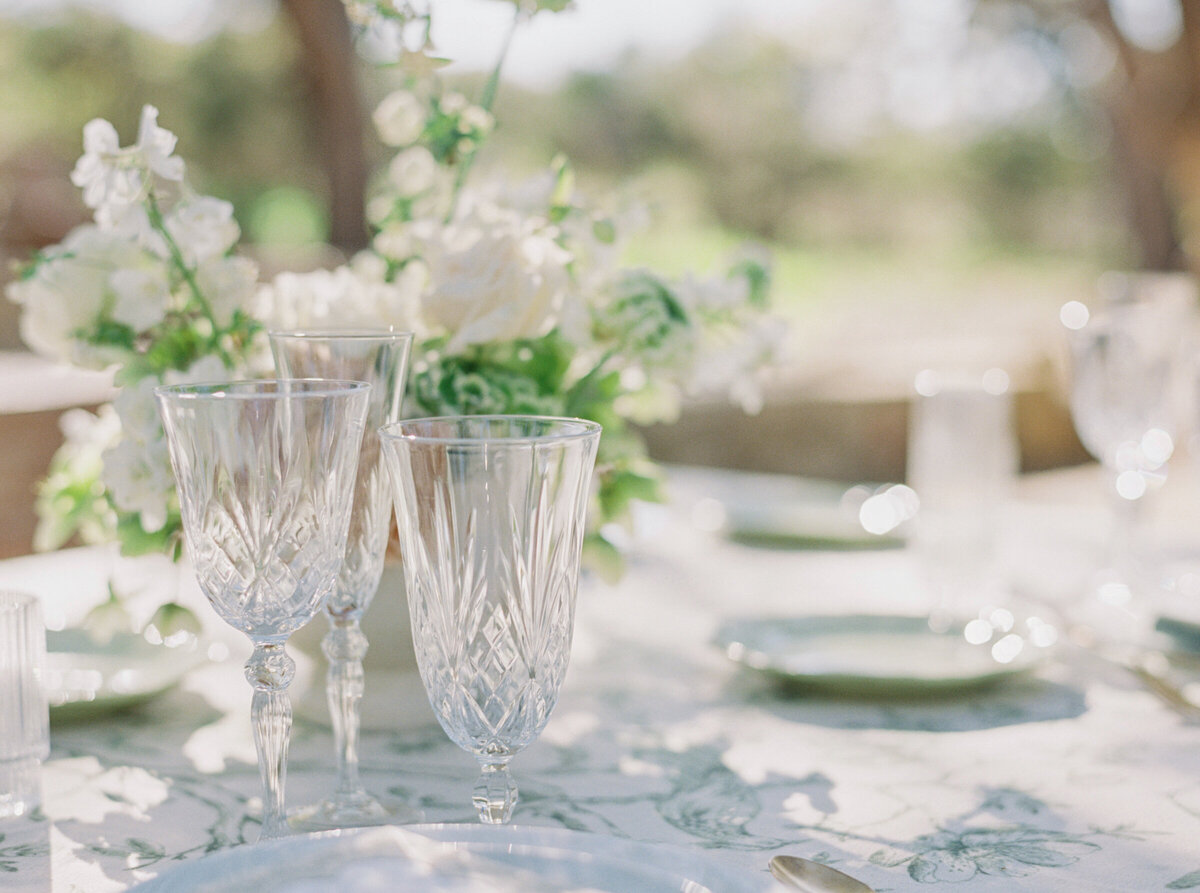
380,415,601,824
156,379,370,841
269,329,417,829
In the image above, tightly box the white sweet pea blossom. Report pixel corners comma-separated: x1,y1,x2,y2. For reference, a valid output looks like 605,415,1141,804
102,354,232,534
101,438,173,532
6,224,146,366
411,198,571,352
109,267,171,331
165,197,240,265
373,89,426,147
195,255,260,328
70,106,184,220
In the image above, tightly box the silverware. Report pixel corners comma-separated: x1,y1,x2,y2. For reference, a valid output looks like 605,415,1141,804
768,854,876,893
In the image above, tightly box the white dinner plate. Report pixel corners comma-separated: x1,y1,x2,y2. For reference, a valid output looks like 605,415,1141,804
44,629,206,722
673,467,902,549
127,823,781,892
714,615,1043,696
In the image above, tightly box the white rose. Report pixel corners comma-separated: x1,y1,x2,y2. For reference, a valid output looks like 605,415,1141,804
387,146,438,197
255,264,421,333
165,196,240,265
373,89,426,147
413,199,571,352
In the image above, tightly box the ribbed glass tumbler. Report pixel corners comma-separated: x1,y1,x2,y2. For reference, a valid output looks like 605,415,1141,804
0,592,49,819
156,379,370,840
269,330,417,829
380,416,601,824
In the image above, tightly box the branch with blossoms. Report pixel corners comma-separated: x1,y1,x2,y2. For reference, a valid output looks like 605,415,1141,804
7,106,261,558
9,0,784,581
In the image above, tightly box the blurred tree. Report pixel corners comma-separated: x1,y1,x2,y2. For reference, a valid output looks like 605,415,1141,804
278,0,369,253
984,0,1195,271
1078,0,1191,270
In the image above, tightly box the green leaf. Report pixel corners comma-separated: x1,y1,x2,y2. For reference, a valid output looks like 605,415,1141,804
1168,870,1200,889
116,512,182,558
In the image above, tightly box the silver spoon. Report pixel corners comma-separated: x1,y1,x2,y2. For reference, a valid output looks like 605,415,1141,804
768,855,876,893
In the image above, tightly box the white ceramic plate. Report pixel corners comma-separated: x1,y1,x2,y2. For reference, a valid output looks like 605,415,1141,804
44,629,206,722
672,467,902,549
714,615,1043,696
127,823,780,892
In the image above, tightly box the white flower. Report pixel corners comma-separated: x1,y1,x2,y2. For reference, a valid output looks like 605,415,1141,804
101,438,173,533
112,376,163,446
133,105,185,182
109,267,171,331
195,255,259,328
373,89,426,147
165,196,240,265
440,91,468,115
412,198,571,352
373,222,414,261
166,354,231,386
255,262,422,333
6,224,143,366
388,146,438,197
70,119,142,210
458,104,494,136
69,105,184,219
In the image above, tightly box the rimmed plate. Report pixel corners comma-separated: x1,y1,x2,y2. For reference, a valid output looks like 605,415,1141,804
714,615,1043,696
127,823,781,892
45,629,206,722
674,467,902,550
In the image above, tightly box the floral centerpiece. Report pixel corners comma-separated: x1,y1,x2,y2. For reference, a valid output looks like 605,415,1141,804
7,0,782,597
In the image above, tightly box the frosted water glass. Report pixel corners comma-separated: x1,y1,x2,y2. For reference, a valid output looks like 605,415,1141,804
908,368,1017,628
380,415,601,825
0,591,49,819
156,379,369,840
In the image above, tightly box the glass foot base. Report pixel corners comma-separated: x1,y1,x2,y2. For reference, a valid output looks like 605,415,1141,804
289,793,424,832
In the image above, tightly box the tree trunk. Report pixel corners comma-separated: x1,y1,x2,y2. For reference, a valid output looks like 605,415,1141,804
1083,0,1189,270
279,0,369,255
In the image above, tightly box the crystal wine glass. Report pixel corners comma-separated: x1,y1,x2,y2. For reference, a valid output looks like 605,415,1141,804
156,379,370,841
379,415,601,824
1062,282,1193,627
268,329,417,829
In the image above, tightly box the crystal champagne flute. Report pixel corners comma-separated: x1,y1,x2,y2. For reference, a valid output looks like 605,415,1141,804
156,379,369,840
379,415,601,824
268,330,417,829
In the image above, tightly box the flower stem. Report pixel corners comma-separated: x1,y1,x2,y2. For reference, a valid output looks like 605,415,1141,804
445,5,522,221
144,191,231,366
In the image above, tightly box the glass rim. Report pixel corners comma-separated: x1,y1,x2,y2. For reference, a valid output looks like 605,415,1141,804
267,328,415,342
154,379,371,401
379,414,602,446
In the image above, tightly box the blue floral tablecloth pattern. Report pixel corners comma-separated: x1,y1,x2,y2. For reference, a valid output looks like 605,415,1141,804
5,466,1200,892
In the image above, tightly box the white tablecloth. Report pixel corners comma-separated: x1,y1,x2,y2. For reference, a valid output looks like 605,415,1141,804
5,464,1200,892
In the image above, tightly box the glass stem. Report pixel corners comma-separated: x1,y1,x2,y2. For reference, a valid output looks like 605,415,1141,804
323,617,370,807
473,760,518,825
1107,475,1144,585
246,641,295,840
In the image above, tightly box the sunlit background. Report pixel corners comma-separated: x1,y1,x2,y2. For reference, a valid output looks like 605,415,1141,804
0,0,1187,552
